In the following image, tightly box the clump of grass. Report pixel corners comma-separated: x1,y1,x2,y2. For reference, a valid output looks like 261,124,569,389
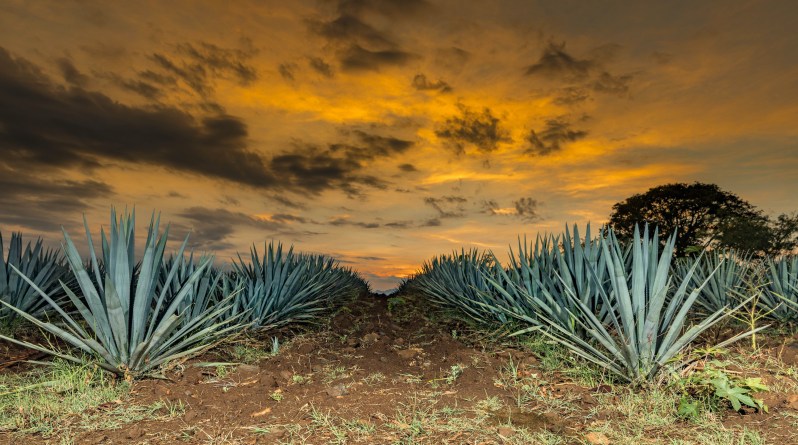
0,358,129,435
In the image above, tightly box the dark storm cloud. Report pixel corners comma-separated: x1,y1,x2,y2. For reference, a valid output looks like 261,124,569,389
0,47,276,188
56,58,89,87
0,164,113,232
435,104,512,153
177,206,290,251
412,74,451,93
309,3,419,72
150,41,257,97
526,118,588,156
308,57,335,78
269,127,412,197
398,163,417,172
339,44,416,71
423,196,467,218
525,42,594,80
279,62,297,81
514,197,539,222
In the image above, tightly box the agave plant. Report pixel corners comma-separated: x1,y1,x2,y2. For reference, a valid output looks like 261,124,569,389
0,232,68,324
0,209,247,379
486,225,761,384
228,242,367,330
158,252,228,329
413,249,510,325
760,256,798,322
490,224,613,333
673,249,755,316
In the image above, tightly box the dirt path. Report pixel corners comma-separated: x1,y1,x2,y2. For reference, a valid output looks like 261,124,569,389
71,292,571,444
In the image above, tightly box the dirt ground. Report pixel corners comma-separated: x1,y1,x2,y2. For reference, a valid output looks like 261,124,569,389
3,292,798,444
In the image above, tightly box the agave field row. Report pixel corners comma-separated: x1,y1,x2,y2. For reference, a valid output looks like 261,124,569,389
0,208,368,380
409,224,798,384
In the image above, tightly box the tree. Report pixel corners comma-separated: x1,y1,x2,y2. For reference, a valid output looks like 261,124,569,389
608,182,797,257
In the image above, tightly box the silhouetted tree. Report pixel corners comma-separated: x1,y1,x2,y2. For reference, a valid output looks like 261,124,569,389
608,182,797,256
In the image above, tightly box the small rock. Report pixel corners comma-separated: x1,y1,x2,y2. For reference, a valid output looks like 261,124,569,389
270,427,287,438
311,364,323,373
326,383,348,397
581,393,598,405
497,426,515,437
184,390,193,397
379,356,388,363
279,370,293,381
126,426,145,439
585,432,611,445
346,337,360,347
787,394,798,410
363,332,380,343
238,364,260,373
397,348,423,360
394,337,406,345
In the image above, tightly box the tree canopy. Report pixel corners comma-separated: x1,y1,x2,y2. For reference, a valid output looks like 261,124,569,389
608,182,798,257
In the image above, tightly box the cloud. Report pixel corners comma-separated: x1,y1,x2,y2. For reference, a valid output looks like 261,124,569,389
514,197,540,222
333,0,431,17
56,58,89,87
0,164,113,232
338,44,416,71
525,42,594,80
424,195,467,218
435,104,512,153
0,47,281,189
149,40,257,97
271,213,307,223
554,87,590,106
279,62,297,81
412,73,451,93
526,118,588,156
308,6,418,72
328,217,380,228
177,206,297,251
308,57,334,78
434,46,470,72
270,129,411,197
591,71,632,95
398,163,417,172
309,14,394,48
421,218,441,227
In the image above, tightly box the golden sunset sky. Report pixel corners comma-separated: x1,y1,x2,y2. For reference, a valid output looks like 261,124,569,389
1,0,797,290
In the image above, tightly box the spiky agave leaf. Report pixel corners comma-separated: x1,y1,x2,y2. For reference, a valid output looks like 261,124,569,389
673,249,755,316
485,225,762,384
413,249,510,325
229,242,367,330
0,208,248,378
760,255,798,322
0,232,69,324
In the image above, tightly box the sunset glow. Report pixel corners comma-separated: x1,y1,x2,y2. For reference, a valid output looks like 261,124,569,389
1,0,797,290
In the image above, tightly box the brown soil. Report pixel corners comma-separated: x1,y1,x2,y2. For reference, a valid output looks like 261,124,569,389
3,292,798,444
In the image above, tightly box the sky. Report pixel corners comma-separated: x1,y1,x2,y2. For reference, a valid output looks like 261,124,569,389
1,0,797,290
